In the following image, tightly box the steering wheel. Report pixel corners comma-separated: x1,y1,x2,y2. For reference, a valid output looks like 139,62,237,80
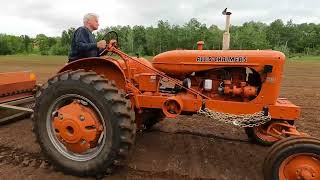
102,31,118,44
99,31,119,56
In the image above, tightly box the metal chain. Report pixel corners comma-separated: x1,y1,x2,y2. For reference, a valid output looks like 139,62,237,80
197,108,271,128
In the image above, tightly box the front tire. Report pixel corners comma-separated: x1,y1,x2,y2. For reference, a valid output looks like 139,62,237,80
264,137,320,180
245,125,278,146
245,120,295,146
33,70,136,177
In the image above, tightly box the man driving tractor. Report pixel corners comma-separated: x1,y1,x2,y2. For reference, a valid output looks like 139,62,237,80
68,13,106,62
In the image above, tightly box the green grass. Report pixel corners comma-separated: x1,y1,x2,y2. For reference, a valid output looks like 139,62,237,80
0,55,67,62
289,55,320,61
143,56,154,61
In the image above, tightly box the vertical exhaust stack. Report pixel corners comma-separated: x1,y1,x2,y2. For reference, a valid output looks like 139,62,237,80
222,8,232,50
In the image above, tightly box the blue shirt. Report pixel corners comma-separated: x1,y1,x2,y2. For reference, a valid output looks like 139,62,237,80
68,26,99,62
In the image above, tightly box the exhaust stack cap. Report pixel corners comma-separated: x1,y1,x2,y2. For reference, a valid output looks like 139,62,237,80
222,8,232,15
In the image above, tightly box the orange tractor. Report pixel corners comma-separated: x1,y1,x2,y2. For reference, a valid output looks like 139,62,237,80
29,30,320,179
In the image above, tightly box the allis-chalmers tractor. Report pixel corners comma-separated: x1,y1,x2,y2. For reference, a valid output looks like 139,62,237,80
1,10,318,180
28,31,320,179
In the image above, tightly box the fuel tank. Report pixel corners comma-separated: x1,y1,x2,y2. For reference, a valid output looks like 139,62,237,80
152,50,285,77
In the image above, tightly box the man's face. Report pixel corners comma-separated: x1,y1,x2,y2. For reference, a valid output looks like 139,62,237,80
87,17,99,31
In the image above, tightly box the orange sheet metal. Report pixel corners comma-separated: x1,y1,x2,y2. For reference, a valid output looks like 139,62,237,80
137,94,300,121
137,94,202,112
0,71,36,104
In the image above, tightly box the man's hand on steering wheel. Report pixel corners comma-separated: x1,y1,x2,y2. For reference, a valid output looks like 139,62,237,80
99,39,117,56
108,39,118,48
97,40,107,49
99,31,119,56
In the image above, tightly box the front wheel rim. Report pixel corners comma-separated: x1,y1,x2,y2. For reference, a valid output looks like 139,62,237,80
279,153,320,180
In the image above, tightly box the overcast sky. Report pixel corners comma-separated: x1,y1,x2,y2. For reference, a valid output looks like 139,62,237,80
0,0,319,37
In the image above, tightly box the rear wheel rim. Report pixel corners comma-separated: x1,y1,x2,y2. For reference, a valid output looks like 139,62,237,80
279,153,320,180
46,94,107,162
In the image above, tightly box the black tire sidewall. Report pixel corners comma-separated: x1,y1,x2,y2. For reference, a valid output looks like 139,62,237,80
266,143,320,180
245,127,275,146
35,79,121,174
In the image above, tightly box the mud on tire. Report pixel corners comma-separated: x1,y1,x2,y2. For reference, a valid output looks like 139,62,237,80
33,69,136,177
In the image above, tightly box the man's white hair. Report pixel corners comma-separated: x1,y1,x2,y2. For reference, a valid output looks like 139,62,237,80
83,13,99,24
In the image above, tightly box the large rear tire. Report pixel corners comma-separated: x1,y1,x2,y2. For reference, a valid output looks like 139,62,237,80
33,70,136,177
264,137,320,180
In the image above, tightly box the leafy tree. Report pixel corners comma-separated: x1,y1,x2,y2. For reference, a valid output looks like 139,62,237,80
132,25,147,55
231,21,270,50
0,34,11,55
21,35,33,53
61,28,75,45
35,34,51,55
266,19,285,47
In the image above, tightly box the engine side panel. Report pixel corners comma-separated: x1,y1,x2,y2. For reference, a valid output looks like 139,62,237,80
152,50,285,105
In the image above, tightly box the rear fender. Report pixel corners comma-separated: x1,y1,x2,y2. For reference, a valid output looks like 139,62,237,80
58,57,127,90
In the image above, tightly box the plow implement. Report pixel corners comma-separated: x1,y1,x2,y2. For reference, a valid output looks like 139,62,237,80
0,71,36,124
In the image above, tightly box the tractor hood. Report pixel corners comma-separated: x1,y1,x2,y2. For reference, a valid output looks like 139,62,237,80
152,50,285,77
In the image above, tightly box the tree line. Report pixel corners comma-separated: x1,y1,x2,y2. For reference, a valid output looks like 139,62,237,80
1,18,320,56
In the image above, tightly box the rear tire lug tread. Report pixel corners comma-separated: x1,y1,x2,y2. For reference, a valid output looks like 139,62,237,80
35,90,42,98
119,122,133,131
59,73,70,81
102,88,118,94
114,111,131,118
110,80,116,84
120,136,133,144
92,79,108,84
113,160,121,166
82,74,103,81
69,69,85,75
118,148,128,157
112,99,127,105
48,76,59,85
93,83,106,91
41,83,49,91
79,74,98,82
70,71,90,80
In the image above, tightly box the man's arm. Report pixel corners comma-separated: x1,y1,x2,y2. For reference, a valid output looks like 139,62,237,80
74,28,97,51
